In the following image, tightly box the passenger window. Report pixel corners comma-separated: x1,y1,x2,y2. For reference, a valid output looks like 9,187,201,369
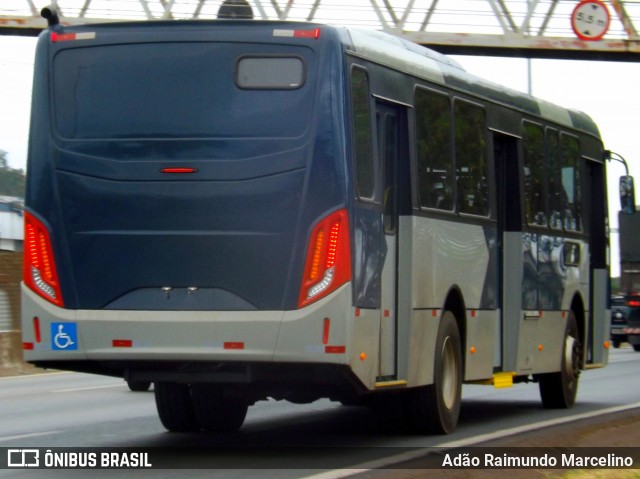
454,100,488,216
415,88,453,211
547,129,563,230
561,134,582,231
350,67,375,200
523,122,546,226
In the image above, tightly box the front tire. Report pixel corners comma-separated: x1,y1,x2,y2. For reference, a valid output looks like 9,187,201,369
405,310,462,434
539,311,581,408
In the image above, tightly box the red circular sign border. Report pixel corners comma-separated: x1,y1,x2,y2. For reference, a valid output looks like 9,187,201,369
571,0,611,41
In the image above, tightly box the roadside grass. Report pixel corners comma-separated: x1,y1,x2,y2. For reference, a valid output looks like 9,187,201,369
551,471,640,479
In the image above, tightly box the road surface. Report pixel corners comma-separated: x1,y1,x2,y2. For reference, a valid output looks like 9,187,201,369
0,346,638,478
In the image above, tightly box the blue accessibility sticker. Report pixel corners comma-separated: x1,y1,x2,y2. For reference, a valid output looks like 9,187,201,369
51,322,78,351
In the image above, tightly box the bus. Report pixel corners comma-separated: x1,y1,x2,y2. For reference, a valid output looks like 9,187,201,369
22,14,612,435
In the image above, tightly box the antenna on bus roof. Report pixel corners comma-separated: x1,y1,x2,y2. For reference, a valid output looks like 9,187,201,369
41,6,60,27
218,0,254,19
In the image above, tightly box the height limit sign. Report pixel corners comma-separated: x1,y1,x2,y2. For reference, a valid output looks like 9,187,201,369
571,0,611,41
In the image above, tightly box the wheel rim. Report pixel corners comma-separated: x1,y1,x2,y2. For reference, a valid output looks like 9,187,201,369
563,334,580,385
441,336,458,409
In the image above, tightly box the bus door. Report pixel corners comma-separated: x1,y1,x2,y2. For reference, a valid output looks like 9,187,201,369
375,101,410,379
493,131,522,371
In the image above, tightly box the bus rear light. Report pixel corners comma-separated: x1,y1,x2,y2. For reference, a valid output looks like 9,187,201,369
298,209,351,308
307,266,335,299
161,167,198,174
24,212,64,307
273,28,321,39
51,32,96,43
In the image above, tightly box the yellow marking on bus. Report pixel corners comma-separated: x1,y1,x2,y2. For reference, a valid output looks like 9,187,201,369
585,363,605,369
493,372,515,388
374,380,408,389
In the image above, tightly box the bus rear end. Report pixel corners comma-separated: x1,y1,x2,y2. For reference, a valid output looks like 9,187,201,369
21,21,362,431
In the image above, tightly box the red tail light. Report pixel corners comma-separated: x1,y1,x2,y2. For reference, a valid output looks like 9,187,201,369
298,209,351,308
24,212,64,307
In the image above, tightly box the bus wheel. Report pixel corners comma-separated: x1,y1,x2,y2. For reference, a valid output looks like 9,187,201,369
405,310,462,434
191,384,248,433
539,311,581,409
154,382,200,432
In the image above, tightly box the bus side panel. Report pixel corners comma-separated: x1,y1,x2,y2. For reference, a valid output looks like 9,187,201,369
409,215,496,385
517,235,591,375
411,216,490,310
351,207,384,309
407,309,438,386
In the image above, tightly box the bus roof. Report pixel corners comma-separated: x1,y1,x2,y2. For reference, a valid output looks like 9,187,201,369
341,27,601,139
41,19,601,139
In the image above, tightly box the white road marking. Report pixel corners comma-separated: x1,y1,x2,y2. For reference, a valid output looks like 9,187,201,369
0,431,62,442
52,383,126,393
299,401,640,479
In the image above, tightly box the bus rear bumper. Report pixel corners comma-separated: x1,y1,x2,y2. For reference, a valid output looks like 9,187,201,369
21,283,354,368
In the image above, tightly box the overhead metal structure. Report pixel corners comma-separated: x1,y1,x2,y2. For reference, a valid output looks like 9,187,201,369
1,0,639,59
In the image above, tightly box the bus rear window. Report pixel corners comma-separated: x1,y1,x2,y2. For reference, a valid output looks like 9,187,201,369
53,43,313,140
236,57,304,89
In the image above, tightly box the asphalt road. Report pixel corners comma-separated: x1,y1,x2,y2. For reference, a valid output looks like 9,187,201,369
0,346,639,478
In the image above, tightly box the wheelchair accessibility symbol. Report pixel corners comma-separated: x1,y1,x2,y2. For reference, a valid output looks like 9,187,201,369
51,322,78,351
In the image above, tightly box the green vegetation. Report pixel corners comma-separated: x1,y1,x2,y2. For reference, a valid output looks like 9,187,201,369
0,150,25,197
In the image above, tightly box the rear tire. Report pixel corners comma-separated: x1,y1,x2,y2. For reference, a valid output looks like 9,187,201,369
191,384,248,433
405,310,462,434
633,344,640,352
539,311,581,409
154,382,200,432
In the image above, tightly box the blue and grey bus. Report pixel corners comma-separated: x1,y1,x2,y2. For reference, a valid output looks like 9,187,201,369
22,16,611,434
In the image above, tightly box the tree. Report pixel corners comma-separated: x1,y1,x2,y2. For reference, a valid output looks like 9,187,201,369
0,150,26,197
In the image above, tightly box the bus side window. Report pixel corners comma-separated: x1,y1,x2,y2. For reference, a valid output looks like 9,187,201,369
547,128,564,230
350,67,376,201
523,122,546,226
454,100,488,216
415,88,453,211
560,134,582,232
